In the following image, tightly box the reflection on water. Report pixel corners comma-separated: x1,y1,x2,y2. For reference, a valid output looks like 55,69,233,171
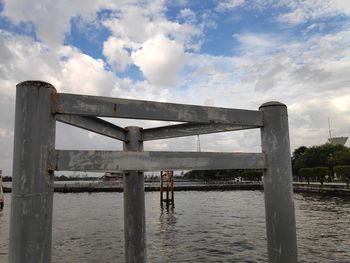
0,191,349,263
153,207,178,262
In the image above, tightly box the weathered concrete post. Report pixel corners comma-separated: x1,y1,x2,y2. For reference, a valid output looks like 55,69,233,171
259,102,298,263
9,81,56,263
123,126,146,263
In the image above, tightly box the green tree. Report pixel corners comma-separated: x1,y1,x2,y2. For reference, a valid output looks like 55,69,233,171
299,168,313,184
334,165,350,187
292,146,308,177
292,144,350,177
312,167,329,185
333,147,350,165
303,144,345,168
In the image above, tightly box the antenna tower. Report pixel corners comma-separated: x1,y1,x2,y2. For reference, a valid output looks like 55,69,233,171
328,117,332,139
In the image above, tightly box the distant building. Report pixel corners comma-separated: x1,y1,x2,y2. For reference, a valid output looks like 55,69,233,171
328,137,348,146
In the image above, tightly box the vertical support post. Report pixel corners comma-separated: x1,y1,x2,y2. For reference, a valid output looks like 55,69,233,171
160,171,164,207
259,102,298,263
171,172,174,206
123,126,146,263
9,81,56,263
166,174,169,207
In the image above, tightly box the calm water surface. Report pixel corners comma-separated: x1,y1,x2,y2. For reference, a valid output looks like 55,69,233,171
0,191,349,263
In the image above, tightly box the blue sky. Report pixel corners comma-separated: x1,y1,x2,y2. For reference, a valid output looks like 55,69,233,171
0,0,350,175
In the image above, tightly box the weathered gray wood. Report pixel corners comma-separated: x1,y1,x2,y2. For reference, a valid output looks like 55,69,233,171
9,81,56,263
260,102,298,263
55,150,266,171
123,127,146,263
142,123,258,141
53,93,263,126
56,114,127,141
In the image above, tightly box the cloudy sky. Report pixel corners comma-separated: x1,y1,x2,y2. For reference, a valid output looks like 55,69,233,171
0,0,350,176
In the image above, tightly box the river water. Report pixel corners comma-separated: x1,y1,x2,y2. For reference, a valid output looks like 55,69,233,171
0,191,349,263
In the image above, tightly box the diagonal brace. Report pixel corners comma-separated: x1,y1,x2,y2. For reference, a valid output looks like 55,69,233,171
56,114,127,141
142,122,260,141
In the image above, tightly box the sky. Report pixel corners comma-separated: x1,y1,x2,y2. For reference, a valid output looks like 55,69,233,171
0,0,350,176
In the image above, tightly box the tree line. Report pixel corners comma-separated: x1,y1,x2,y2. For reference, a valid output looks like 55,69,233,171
184,143,350,185
292,143,350,185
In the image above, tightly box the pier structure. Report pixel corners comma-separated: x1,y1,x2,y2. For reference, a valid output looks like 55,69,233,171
160,170,174,207
9,81,298,263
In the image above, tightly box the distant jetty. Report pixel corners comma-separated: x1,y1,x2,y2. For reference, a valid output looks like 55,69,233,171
53,183,263,193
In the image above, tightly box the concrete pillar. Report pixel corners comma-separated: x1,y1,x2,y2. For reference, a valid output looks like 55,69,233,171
123,126,146,263
259,102,298,263
9,81,56,263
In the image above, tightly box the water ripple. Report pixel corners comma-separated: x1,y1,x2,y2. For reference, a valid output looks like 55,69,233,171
0,191,349,262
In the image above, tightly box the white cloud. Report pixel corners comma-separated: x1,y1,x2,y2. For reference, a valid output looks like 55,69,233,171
0,0,177,49
216,0,246,12
331,95,350,113
102,5,154,44
233,32,283,58
178,8,197,23
100,1,202,77
103,37,133,70
110,78,169,102
1,0,114,46
132,34,186,86
60,51,116,95
215,0,350,26
277,0,350,25
234,33,279,49
0,32,117,97
1,0,203,86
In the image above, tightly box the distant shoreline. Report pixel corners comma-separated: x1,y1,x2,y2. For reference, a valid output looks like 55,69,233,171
3,182,350,196
293,183,350,197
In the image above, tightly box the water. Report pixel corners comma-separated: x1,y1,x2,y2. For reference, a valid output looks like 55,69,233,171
1,191,349,263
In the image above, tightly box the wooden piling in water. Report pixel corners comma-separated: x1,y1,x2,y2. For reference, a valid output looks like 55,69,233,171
160,171,174,208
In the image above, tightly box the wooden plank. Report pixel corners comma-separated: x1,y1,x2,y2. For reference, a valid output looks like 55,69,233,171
142,123,259,141
53,93,263,126
55,150,266,172
56,114,127,141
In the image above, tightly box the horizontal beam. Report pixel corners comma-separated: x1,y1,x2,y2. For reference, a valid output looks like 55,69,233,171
142,123,259,141
53,93,263,126
55,150,266,172
56,114,127,141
